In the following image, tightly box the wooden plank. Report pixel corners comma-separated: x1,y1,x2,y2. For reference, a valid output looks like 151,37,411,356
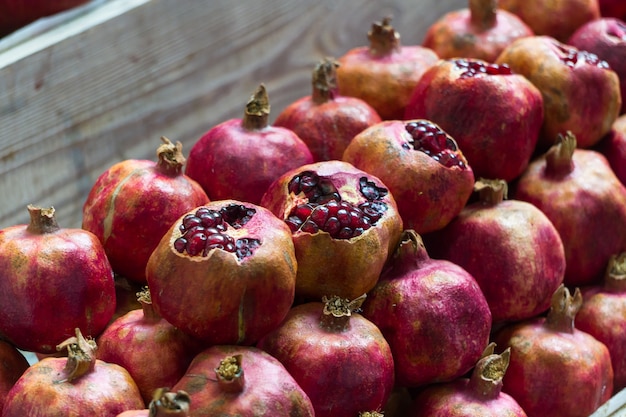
0,0,465,230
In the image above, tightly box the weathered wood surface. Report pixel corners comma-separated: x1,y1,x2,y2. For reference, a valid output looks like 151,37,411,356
0,0,465,229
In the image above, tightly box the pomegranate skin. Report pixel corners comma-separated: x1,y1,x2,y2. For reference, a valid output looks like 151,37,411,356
404,58,543,182
599,0,626,20
172,345,315,416
362,230,492,388
0,340,30,412
0,206,115,353
0,0,89,36
82,138,210,284
596,114,626,185
257,299,395,417
496,35,621,150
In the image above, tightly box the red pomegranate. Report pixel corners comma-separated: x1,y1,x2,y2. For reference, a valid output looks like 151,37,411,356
423,0,534,62
513,131,626,286
342,119,474,234
0,339,30,412
496,35,621,150
0,205,115,353
404,58,543,182
96,288,202,404
3,329,145,416
498,0,600,42
568,17,626,114
408,345,528,417
116,389,191,417
336,16,439,120
184,84,314,205
257,295,395,417
576,252,626,391
493,285,614,417
596,114,626,185
362,230,492,387
172,345,315,416
599,0,626,20
260,160,403,301
0,0,89,36
82,137,209,284
273,57,381,162
424,179,566,324
145,200,297,345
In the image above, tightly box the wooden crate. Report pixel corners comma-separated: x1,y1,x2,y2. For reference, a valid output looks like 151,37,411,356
0,0,466,230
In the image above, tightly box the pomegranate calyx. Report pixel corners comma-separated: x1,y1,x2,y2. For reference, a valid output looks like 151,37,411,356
26,204,60,234
545,131,576,177
148,388,191,417
242,84,270,130
391,229,430,270
605,252,626,293
312,57,340,104
215,354,245,393
55,328,97,383
545,285,583,333
368,16,401,57
156,136,186,176
359,412,384,417
469,0,497,29
474,178,507,206
320,294,367,332
137,286,161,321
468,345,510,399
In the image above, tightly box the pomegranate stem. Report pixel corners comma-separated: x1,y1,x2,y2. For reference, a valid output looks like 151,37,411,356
137,287,161,321
469,0,497,29
604,252,626,293
319,294,366,332
242,84,270,130
368,16,401,57
156,136,186,176
215,355,245,393
55,328,97,383
26,205,60,234
474,178,507,206
545,285,582,333
392,229,431,270
311,57,339,104
468,344,510,399
545,131,576,177
149,388,191,417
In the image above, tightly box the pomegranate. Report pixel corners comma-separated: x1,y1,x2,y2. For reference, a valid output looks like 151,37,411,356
184,84,314,205
96,288,202,404
260,160,403,301
575,252,626,391
361,230,492,387
404,58,543,182
497,0,600,42
423,179,566,324
342,119,474,234
110,276,143,324
171,345,315,416
0,339,30,412
116,389,191,417
82,137,209,284
273,57,382,162
568,17,626,114
513,131,626,286
599,0,626,20
423,0,534,62
0,205,115,353
2,328,145,416
408,344,528,417
145,200,297,345
495,35,621,150
0,0,89,36
336,16,439,120
493,285,614,417
596,114,626,185
256,295,395,417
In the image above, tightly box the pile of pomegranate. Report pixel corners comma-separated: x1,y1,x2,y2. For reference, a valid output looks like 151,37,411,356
3,1,626,416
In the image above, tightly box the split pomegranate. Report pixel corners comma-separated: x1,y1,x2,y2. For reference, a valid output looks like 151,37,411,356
493,285,614,417
260,160,403,301
256,295,395,417
362,230,492,387
596,114,626,185
342,119,474,234
336,16,439,120
0,205,115,353
145,200,297,345
0,340,30,412
2,329,145,417
424,179,566,324
184,84,314,205
116,389,191,417
404,57,544,182
82,137,209,284
495,35,621,150
273,57,382,161
172,345,315,416
423,0,534,62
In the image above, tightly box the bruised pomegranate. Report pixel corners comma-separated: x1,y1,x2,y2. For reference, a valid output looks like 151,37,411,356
596,114,626,185
145,200,297,345
260,160,403,301
493,285,614,417
0,205,115,353
342,119,474,234
273,57,381,161
82,137,209,284
424,179,566,324
172,345,315,416
404,58,543,182
423,0,534,62
257,295,395,417
336,16,439,120
513,131,626,286
3,329,144,417
575,253,626,391
496,35,621,150
185,84,313,205
409,345,528,417
0,339,30,412
362,230,492,387
116,389,191,417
